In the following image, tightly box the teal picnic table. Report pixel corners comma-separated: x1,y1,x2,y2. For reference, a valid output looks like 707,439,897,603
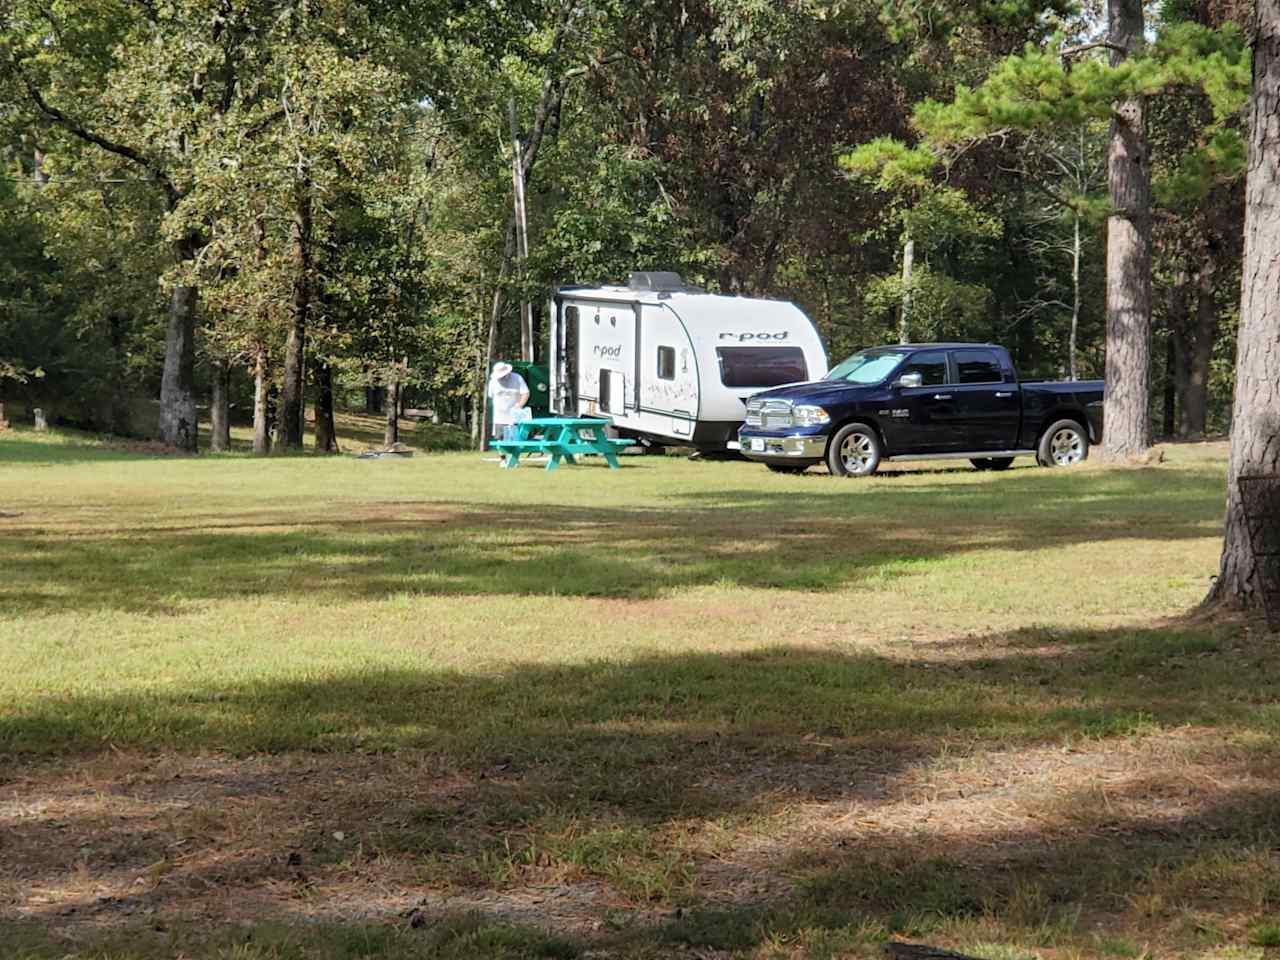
491,417,635,470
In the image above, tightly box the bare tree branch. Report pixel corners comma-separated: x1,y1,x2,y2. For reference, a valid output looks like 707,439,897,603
1061,40,1127,58
563,51,625,81
22,78,177,205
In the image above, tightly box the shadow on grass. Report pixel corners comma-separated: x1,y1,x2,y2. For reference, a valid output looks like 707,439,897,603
0,467,1224,615
4,913,582,959
1,621,1276,957
2,620,1261,759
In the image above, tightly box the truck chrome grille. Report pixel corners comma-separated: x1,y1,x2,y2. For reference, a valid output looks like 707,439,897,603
745,398,793,429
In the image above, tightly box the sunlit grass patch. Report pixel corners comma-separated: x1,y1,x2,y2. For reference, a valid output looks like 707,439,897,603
1248,920,1280,947
3,430,1273,958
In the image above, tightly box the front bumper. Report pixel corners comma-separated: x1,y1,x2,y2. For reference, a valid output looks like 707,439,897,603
738,430,829,460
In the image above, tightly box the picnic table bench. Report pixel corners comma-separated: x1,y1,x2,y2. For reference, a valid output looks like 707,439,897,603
491,417,635,469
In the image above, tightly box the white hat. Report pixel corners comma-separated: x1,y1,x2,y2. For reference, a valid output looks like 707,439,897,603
491,361,513,378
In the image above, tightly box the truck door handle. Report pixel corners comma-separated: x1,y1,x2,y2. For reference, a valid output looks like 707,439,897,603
995,391,1013,398
933,394,952,400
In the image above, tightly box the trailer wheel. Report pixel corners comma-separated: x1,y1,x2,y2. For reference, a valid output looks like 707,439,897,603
971,457,1014,471
1037,419,1089,467
826,423,881,477
767,463,808,474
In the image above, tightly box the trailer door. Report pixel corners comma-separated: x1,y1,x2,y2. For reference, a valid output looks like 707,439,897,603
578,300,636,421
638,304,698,439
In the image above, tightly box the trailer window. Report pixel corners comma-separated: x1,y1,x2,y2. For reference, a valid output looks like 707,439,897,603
716,347,808,388
657,346,676,380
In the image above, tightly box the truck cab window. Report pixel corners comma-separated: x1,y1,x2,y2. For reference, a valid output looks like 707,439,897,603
657,346,676,380
953,350,1004,384
898,351,948,386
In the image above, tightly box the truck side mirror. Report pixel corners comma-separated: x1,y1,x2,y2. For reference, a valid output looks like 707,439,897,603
896,372,923,389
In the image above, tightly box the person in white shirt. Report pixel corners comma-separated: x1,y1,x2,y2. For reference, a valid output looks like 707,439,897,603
488,361,530,442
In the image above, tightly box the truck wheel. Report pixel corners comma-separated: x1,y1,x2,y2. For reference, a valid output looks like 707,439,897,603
767,463,808,474
1037,419,1089,467
826,423,881,477
971,457,1014,471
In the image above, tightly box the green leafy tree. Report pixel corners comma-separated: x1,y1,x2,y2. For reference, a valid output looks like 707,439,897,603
1,0,281,449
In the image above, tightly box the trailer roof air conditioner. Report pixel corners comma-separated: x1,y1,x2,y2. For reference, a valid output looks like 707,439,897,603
628,271,689,293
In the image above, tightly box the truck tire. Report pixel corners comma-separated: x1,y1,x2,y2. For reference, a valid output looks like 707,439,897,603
971,457,1015,471
1037,419,1089,467
826,423,882,477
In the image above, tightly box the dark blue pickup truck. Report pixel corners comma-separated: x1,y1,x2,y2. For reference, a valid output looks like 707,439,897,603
737,343,1104,477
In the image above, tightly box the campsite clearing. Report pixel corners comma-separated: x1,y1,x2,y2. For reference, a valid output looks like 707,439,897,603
1,426,1275,960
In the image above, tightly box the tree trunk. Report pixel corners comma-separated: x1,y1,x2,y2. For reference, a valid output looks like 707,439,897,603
384,379,399,446
1163,335,1176,438
899,233,914,345
106,314,133,436
210,358,231,452
1205,0,1280,612
276,323,305,451
510,99,534,363
481,275,506,452
158,235,200,452
33,147,48,190
1101,0,1154,462
314,361,338,453
275,190,312,451
253,345,270,456
1168,263,1193,437
1181,261,1220,438
1069,211,1081,380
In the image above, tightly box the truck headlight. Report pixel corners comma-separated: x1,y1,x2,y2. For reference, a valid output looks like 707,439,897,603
792,405,830,427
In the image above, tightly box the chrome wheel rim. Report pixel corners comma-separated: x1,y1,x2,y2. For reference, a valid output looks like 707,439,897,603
1050,428,1084,466
839,432,875,474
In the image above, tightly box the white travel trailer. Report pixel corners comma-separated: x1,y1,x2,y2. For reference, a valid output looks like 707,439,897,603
549,272,828,451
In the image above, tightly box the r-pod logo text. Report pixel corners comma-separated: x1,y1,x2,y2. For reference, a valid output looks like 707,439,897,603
719,331,790,342
593,344,623,358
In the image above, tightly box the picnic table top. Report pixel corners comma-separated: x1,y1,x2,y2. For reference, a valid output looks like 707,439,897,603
520,416,612,427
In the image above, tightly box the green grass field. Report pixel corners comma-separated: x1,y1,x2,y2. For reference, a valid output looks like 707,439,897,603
1,422,1275,960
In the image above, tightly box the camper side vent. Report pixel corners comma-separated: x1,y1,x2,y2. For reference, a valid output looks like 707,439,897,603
628,271,689,293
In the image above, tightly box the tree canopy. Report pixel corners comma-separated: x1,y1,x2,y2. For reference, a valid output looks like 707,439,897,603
0,0,1255,448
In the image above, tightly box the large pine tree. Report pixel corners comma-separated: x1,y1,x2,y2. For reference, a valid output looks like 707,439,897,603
1206,0,1280,612
1100,0,1155,461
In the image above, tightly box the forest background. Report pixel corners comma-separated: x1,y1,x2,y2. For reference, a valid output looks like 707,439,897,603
0,0,1254,453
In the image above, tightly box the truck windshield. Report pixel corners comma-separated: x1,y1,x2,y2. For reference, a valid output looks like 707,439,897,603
826,350,907,384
